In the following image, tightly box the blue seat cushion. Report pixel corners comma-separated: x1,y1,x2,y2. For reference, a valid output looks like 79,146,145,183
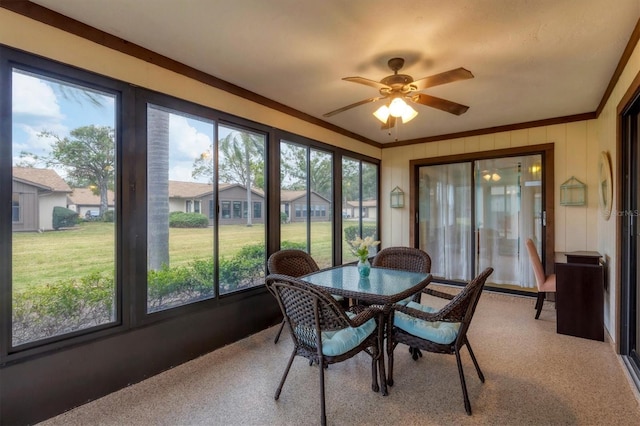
320,312,376,356
393,301,461,345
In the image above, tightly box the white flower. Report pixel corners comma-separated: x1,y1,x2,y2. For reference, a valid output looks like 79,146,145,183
351,236,380,261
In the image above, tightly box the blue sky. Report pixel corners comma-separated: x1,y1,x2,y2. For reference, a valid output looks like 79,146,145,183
12,68,219,183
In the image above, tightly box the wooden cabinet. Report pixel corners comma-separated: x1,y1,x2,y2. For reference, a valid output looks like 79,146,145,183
555,252,604,341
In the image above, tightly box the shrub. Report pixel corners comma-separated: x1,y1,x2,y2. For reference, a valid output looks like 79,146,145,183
343,225,377,247
169,211,209,228
13,243,278,339
12,272,114,345
103,210,115,223
280,212,289,224
281,240,306,250
52,206,78,230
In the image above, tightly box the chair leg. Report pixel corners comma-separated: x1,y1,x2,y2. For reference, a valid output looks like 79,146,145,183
318,357,327,426
386,339,397,387
370,340,380,393
275,350,296,400
273,319,286,344
455,349,472,415
465,338,484,383
535,292,546,319
375,316,385,395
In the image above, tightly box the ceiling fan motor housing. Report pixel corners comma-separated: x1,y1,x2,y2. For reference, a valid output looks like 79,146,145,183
380,74,414,93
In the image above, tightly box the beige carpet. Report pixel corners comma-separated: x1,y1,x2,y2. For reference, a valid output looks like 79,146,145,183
40,288,640,425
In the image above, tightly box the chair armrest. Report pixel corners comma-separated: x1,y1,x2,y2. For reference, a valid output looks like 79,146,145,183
347,306,382,327
422,288,455,300
393,303,452,323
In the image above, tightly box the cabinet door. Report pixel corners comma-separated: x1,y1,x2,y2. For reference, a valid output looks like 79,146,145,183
556,263,604,341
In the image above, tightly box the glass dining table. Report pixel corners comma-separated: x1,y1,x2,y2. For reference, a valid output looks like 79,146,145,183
301,264,432,396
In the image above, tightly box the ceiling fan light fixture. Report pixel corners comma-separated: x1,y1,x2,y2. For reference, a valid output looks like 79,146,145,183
401,104,418,123
373,105,390,123
388,97,408,117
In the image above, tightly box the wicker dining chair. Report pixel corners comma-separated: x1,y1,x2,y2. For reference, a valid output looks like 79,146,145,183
372,246,432,358
372,246,431,303
386,267,494,415
267,249,321,343
265,274,384,426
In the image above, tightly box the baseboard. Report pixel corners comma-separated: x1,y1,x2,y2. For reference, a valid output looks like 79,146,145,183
621,356,640,403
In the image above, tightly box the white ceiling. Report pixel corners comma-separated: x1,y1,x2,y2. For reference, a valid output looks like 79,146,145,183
31,0,640,144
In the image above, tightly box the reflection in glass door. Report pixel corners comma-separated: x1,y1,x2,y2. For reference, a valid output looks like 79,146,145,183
418,163,473,281
475,155,542,290
417,154,542,290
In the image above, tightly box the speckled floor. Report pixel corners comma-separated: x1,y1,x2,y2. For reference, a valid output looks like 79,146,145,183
40,288,640,425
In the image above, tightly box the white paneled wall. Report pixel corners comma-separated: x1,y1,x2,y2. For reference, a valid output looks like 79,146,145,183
381,120,599,253
380,36,640,339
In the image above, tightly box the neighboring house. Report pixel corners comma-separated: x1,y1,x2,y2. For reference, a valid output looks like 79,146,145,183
344,199,377,220
12,167,72,232
280,190,331,223
67,187,116,218
168,181,266,225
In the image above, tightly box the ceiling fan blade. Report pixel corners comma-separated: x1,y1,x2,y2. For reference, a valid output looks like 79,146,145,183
412,93,470,115
380,116,396,130
410,67,474,91
323,97,382,117
343,76,391,91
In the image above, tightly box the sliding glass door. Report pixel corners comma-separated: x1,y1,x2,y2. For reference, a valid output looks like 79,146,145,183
621,99,640,379
418,162,473,281
417,154,543,290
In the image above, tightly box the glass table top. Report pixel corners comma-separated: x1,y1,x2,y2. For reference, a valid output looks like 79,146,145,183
302,265,431,301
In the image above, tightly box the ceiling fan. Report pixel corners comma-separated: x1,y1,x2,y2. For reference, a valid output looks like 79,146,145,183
324,57,474,129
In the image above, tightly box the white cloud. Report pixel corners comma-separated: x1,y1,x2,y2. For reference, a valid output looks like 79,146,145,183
168,114,213,162
169,162,210,183
12,72,64,120
166,114,213,181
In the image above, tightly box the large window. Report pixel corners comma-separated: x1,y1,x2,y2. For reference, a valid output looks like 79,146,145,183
218,124,266,294
280,141,333,269
146,104,215,313
342,157,379,263
10,68,118,346
0,46,379,357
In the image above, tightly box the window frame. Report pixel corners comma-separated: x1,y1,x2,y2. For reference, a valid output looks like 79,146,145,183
0,46,133,360
0,45,380,361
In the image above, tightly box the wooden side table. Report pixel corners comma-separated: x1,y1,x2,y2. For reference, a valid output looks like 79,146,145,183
555,251,604,341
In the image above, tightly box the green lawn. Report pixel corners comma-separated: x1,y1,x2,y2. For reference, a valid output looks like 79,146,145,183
12,221,353,290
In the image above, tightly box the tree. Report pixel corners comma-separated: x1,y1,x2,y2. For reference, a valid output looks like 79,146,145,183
280,145,332,200
192,129,264,226
36,125,115,215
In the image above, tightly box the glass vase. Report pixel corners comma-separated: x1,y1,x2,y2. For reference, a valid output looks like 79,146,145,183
357,258,371,277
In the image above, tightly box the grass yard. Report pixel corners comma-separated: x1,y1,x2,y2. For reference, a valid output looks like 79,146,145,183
12,220,351,290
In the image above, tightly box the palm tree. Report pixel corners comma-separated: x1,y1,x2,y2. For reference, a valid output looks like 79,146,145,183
195,129,264,226
147,106,170,270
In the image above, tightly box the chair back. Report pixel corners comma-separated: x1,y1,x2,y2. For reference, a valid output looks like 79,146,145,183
525,238,546,291
267,249,320,277
372,246,431,273
265,274,351,351
443,267,493,344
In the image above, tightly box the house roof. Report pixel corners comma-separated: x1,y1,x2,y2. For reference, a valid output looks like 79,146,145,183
346,199,377,208
168,181,215,198
67,187,115,206
281,190,331,203
12,167,72,193
168,181,264,199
